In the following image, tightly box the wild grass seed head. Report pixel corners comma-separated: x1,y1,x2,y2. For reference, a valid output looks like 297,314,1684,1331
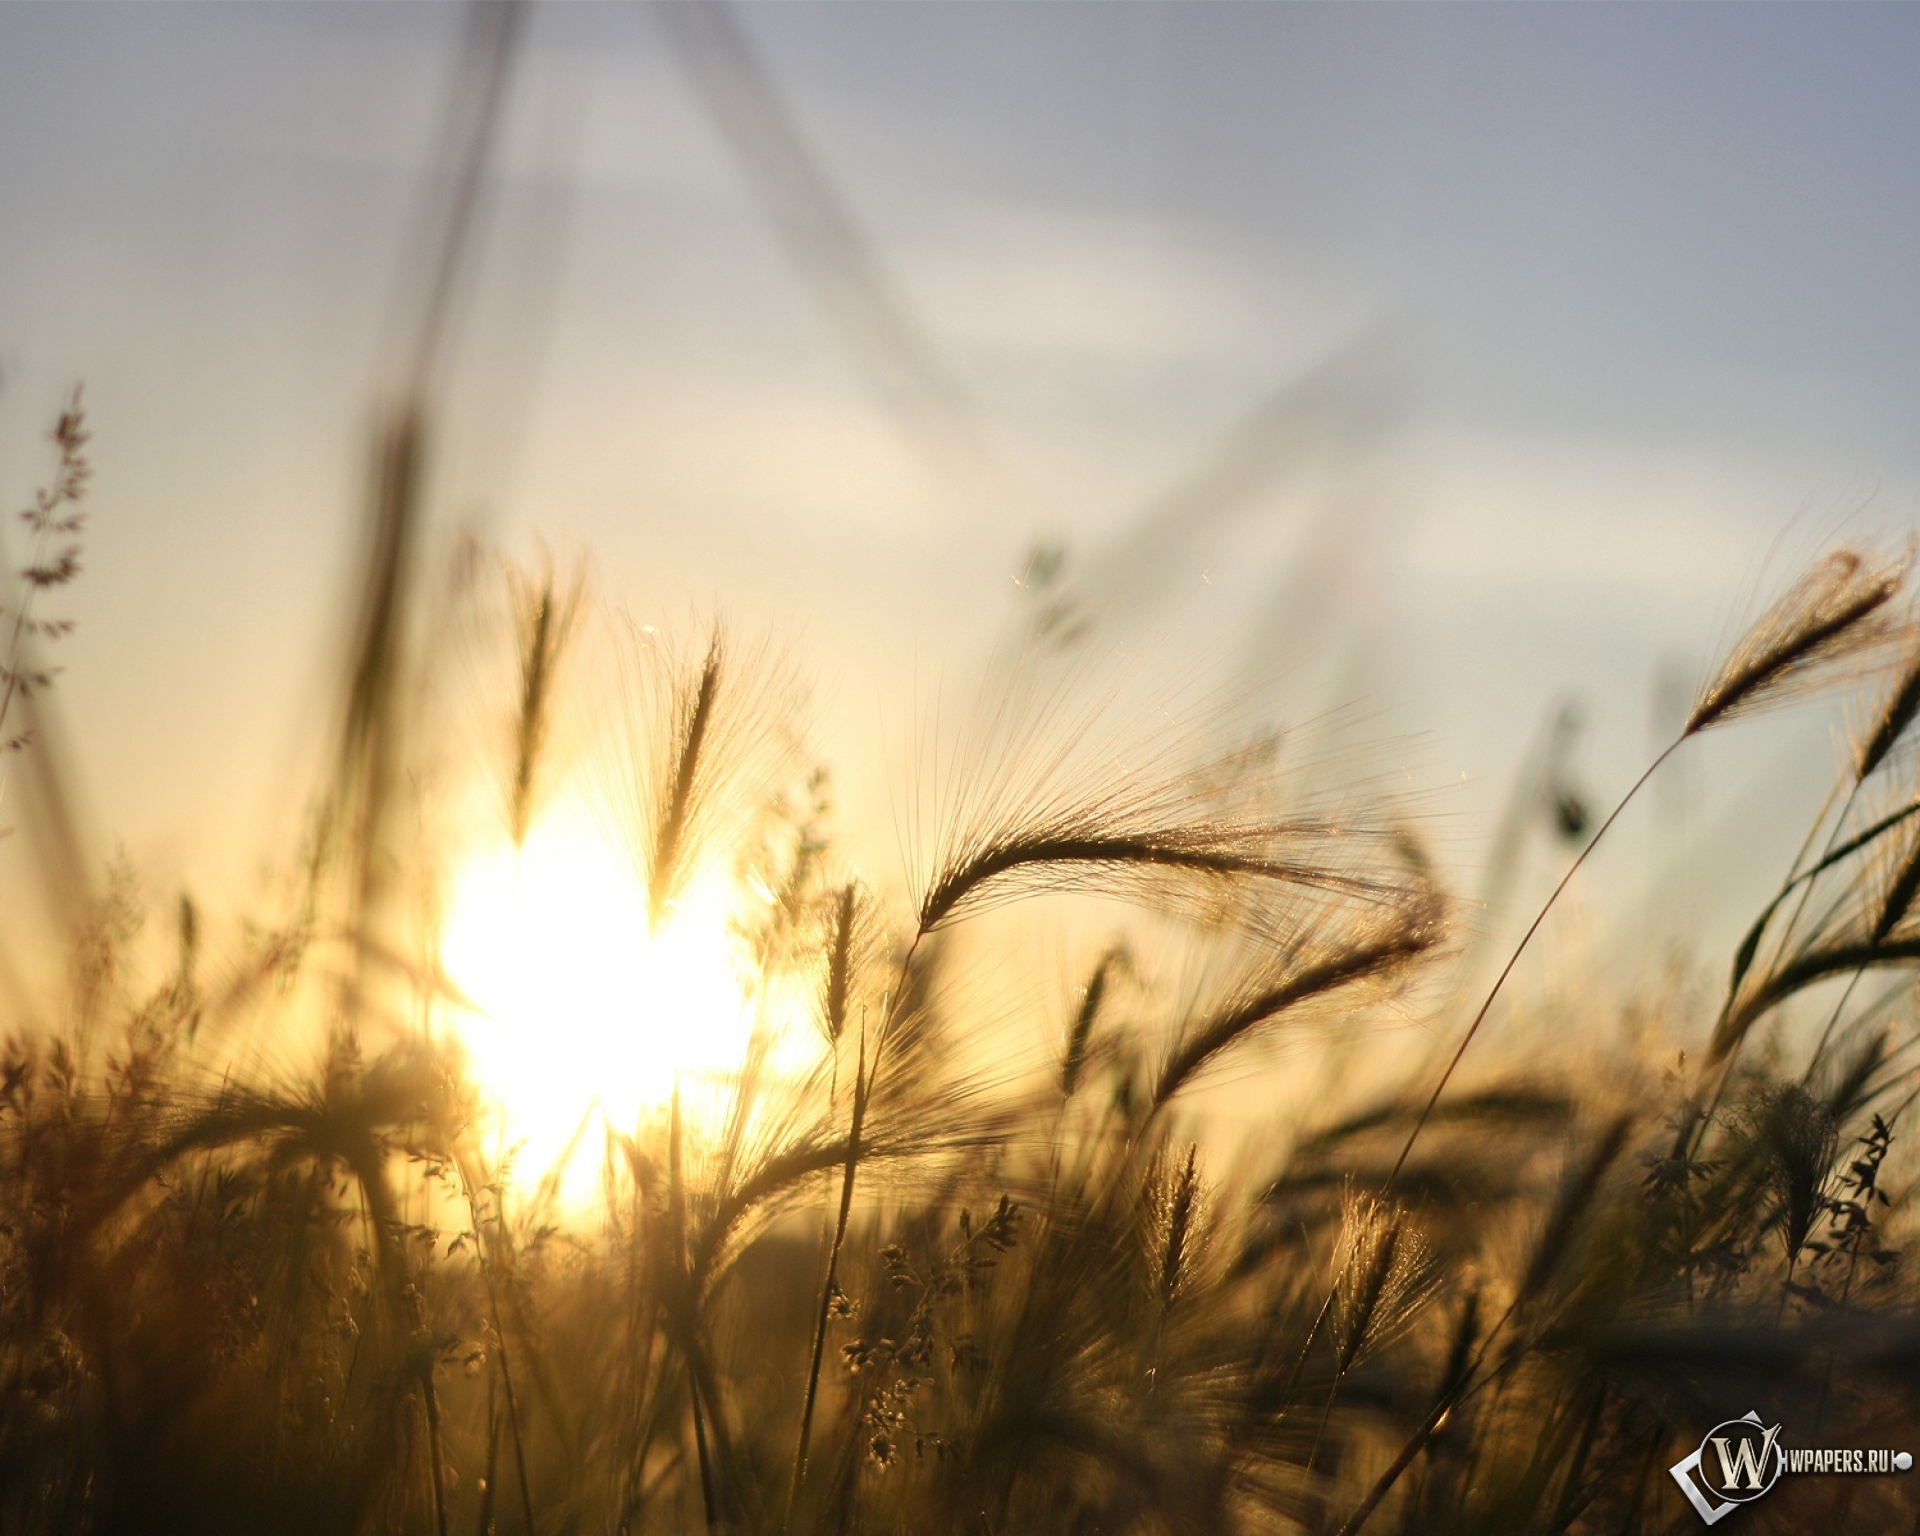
1689,543,1908,735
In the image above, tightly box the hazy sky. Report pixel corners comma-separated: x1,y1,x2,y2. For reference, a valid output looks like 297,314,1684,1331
2,1,1917,949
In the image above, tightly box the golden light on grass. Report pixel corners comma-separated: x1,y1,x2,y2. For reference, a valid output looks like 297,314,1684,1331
440,799,756,1190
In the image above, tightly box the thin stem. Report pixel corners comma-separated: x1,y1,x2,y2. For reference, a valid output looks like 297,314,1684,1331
1338,1286,1546,1536
0,398,83,749
475,1374,499,1536
1386,739,1681,1189
666,1085,724,1536
1717,937,1920,1057
1769,779,1857,964
784,1010,872,1532
1332,1391,1456,1536
690,1359,719,1536
0,556,40,747
461,1163,537,1536
782,916,928,1531
1804,968,1868,1083
422,1362,451,1536
1729,775,1873,1096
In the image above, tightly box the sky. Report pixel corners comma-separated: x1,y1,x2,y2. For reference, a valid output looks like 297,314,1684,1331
2,1,1919,976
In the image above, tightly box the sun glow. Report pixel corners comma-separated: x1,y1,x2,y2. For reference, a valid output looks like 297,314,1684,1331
440,801,757,1192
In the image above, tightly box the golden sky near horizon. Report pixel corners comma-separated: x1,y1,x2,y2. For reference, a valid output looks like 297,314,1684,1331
1,1,1916,985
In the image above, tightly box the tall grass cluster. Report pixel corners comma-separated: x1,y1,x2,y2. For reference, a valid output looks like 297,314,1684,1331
4,395,1920,1536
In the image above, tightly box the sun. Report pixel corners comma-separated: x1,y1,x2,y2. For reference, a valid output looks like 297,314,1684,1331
439,798,757,1193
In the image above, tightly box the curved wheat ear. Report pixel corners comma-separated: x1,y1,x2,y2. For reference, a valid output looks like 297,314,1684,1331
919,829,1397,934
1689,545,1908,735
1062,943,1127,1098
651,632,722,925
1872,818,1920,945
1391,545,1907,1192
1152,893,1442,1109
505,556,584,847
1329,1192,1436,1374
1856,610,1920,780
611,621,797,931
815,880,874,1048
1756,1086,1838,1266
1713,800,1920,1065
917,664,1408,937
1156,1144,1202,1305
1711,933,1920,1061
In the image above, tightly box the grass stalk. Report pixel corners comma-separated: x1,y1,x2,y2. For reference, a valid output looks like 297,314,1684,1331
785,1011,871,1533
1387,741,1678,1188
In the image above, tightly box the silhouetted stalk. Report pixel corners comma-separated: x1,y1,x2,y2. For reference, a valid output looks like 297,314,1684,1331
650,637,722,929
1714,937,1920,1060
1344,1118,1627,1533
919,837,1390,933
507,560,582,848
474,1374,499,1536
1156,920,1437,1111
1724,789,1920,1005
1794,786,1920,1080
422,1360,451,1536
1739,778,1851,1012
785,1010,872,1532
1387,741,1678,1188
333,407,426,1034
331,0,524,1018
690,1367,718,1536
0,389,88,755
460,1164,537,1536
1543,1379,1608,1534
1805,968,1871,1084
1237,1284,1338,1455
1061,946,1117,1099
1333,1289,1481,1536
667,1086,720,1536
1332,1392,1454,1536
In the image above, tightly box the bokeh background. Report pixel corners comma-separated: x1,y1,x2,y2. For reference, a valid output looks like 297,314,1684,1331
4,1,1919,991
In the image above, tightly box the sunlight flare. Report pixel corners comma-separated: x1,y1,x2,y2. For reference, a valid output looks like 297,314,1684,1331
440,801,756,1188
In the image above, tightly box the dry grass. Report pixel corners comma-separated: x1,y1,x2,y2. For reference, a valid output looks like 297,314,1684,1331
2,426,1920,1536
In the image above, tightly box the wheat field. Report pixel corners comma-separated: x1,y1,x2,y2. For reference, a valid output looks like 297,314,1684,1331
2,382,1919,1536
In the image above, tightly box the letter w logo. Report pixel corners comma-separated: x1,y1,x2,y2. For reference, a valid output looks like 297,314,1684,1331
1712,1425,1781,1491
